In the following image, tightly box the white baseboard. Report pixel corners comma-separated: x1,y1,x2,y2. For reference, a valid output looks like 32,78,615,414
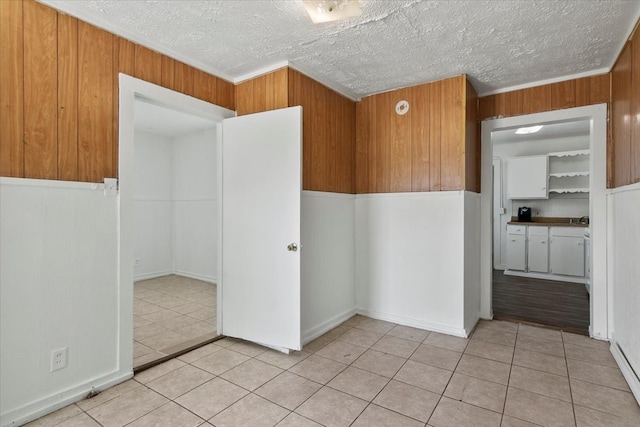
1,370,132,427
356,308,468,338
302,308,357,345
610,339,640,405
133,270,173,282
173,270,216,284
133,270,216,284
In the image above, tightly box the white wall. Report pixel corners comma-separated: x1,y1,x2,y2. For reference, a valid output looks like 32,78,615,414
464,192,481,333
0,178,131,427
132,128,217,283
133,131,174,279
608,183,640,401
355,191,472,337
301,191,356,343
173,129,217,282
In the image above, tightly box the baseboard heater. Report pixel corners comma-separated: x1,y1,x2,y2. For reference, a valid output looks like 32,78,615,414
611,339,640,404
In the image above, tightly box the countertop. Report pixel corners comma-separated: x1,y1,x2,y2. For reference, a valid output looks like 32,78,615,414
507,216,588,227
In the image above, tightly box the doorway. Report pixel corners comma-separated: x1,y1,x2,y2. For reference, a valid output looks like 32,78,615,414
131,99,220,368
118,75,235,373
480,104,609,340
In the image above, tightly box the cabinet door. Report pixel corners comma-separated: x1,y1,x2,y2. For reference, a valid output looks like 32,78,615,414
507,155,548,199
550,236,585,277
528,235,549,273
507,234,526,271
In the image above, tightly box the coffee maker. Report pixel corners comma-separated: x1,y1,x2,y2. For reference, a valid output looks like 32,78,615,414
518,207,532,222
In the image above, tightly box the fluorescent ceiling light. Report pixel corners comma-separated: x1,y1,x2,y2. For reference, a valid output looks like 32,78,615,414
303,0,362,23
515,125,543,134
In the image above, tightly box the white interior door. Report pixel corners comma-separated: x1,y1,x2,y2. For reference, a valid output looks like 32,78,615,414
221,106,302,351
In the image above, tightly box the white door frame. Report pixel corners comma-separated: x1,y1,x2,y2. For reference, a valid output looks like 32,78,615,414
480,104,609,340
118,74,235,370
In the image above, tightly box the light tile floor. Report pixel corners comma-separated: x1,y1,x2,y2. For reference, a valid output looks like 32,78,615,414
133,275,217,368
29,316,640,427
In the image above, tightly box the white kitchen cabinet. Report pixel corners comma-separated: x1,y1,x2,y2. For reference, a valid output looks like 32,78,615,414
550,227,585,277
506,225,526,271
527,226,549,273
507,155,548,199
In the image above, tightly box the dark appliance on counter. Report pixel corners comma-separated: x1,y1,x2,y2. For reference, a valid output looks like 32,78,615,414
518,207,532,222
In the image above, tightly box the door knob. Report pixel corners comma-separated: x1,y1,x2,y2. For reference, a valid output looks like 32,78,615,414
287,243,298,252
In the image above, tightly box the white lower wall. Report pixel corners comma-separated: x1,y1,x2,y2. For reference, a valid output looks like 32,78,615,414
133,200,173,279
174,200,217,282
0,178,131,427
355,191,469,337
608,183,640,401
301,191,356,342
464,192,482,332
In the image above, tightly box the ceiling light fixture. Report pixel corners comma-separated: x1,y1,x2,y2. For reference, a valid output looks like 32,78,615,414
303,0,362,24
515,125,543,134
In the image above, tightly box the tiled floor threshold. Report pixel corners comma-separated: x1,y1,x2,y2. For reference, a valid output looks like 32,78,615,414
28,316,640,427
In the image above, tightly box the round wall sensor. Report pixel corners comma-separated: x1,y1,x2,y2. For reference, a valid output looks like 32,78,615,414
395,100,409,115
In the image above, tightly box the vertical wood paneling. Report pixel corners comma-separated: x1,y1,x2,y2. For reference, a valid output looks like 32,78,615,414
326,90,338,191
112,35,120,177
375,92,391,192
550,80,576,110
0,0,24,177
632,35,640,183
411,84,430,191
589,74,611,105
1,0,237,182
465,79,479,192
23,0,57,179
174,61,194,99
478,73,611,121
134,44,162,86
78,21,113,182
355,97,371,193
440,76,465,190
285,69,355,193
118,37,135,76
337,97,355,193
429,81,442,191
504,90,523,116
389,88,412,192
236,68,288,116
522,85,551,115
161,55,175,89
57,13,78,181
216,77,235,111
612,41,632,187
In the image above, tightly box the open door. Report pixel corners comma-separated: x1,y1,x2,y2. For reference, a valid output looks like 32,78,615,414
221,106,302,351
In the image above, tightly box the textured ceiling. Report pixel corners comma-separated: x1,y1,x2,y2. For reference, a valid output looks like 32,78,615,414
42,0,640,99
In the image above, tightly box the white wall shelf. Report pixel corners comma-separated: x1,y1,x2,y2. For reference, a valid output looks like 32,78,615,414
548,149,590,195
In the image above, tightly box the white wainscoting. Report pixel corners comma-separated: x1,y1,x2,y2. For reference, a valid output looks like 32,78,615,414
608,182,640,402
0,178,131,427
301,191,357,343
355,191,472,337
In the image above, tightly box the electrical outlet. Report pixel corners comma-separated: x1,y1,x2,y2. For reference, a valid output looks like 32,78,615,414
134,259,140,266
51,347,68,372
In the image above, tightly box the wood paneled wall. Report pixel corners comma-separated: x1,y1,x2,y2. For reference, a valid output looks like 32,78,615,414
611,24,640,188
356,75,479,193
0,0,235,182
478,74,610,121
478,73,612,187
235,68,356,194
288,69,355,194
236,68,288,116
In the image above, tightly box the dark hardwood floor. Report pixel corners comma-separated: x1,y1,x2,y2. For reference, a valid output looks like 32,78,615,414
492,270,590,335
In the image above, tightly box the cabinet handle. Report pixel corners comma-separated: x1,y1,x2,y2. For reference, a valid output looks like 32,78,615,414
541,241,546,244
